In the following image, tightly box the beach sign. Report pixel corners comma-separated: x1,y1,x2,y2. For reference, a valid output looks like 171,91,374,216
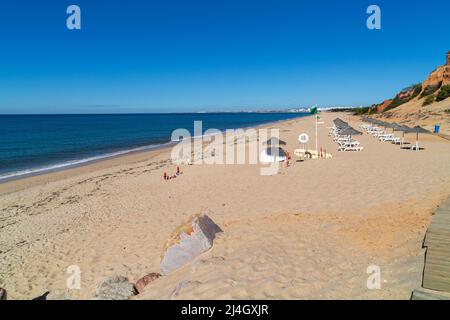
299,133,309,144
299,133,309,152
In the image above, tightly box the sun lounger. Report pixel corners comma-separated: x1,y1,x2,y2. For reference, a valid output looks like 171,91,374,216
377,134,391,139
372,131,386,138
367,127,383,133
338,146,364,152
379,134,396,142
334,137,351,142
338,141,361,147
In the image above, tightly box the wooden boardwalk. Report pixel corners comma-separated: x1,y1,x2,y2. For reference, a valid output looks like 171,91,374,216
412,198,450,300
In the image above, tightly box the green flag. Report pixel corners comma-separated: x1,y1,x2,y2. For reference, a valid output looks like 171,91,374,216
310,106,318,115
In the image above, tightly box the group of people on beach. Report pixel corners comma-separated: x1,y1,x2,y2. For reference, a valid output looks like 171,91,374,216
163,166,182,181
285,151,291,167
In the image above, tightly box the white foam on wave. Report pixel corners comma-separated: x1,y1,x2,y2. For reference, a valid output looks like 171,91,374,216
0,141,175,182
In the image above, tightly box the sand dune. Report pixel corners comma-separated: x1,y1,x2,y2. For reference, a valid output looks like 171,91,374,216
1,112,450,300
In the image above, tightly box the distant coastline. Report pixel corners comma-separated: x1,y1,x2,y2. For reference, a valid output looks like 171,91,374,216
0,107,356,116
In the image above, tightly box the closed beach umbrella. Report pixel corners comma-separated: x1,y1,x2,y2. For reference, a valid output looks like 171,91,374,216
264,137,287,146
266,147,287,158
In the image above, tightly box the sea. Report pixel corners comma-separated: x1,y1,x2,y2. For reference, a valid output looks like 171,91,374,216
0,113,308,182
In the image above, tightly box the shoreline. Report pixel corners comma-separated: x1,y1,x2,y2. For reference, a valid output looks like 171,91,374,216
0,114,309,194
0,141,178,184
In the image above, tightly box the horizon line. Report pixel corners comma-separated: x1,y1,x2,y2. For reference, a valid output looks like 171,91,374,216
0,107,361,116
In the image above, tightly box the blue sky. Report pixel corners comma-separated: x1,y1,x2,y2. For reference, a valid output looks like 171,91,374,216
0,0,449,114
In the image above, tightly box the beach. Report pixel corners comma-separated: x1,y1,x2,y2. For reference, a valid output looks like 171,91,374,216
1,112,450,300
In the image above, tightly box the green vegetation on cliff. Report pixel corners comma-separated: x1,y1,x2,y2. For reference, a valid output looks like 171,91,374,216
384,84,422,112
436,85,450,102
423,94,436,106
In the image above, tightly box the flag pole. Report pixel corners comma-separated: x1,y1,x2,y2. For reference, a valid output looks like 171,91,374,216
315,114,318,152
311,104,323,153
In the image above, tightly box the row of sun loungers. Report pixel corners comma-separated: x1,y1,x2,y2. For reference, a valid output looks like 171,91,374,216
360,124,411,147
331,118,429,152
329,126,364,152
361,117,430,151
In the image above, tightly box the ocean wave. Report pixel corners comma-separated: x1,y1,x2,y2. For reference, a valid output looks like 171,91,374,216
0,141,176,182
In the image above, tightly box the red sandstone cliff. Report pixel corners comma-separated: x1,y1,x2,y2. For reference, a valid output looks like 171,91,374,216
369,52,450,135
373,52,450,113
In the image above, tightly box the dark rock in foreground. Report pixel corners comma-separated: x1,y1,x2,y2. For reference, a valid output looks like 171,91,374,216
0,288,6,300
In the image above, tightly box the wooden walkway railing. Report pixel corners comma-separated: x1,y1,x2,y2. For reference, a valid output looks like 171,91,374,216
412,198,450,300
